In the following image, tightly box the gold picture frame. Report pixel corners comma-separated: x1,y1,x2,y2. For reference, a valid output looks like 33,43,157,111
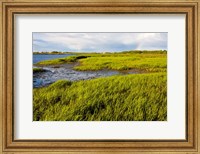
0,0,199,153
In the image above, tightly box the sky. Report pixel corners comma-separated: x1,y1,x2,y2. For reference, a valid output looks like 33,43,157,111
33,32,167,52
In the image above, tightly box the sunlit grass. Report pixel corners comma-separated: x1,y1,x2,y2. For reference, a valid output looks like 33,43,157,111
75,56,166,72
33,51,167,121
33,73,167,121
35,51,167,72
36,55,89,65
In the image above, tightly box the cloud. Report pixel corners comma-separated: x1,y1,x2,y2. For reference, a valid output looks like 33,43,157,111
33,32,167,52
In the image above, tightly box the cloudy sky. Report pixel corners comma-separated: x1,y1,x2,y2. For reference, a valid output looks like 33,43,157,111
33,32,167,52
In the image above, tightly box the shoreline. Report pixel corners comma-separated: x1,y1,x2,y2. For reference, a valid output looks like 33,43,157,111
33,52,167,88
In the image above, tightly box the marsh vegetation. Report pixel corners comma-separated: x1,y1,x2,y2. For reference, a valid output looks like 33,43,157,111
33,50,167,121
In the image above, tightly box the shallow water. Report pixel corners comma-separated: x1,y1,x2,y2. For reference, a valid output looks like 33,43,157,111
33,63,140,88
33,64,120,88
33,54,141,88
33,54,73,64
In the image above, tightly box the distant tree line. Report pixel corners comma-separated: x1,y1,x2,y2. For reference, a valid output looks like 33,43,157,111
33,51,71,55
121,50,167,54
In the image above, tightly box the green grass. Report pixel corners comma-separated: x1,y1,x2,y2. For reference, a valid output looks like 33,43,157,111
35,51,167,72
33,73,167,121
75,55,166,72
33,68,47,73
33,51,167,121
36,55,89,65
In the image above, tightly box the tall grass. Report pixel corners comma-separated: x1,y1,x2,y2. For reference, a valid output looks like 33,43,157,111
75,56,166,72
33,51,167,121
35,52,167,72
33,73,167,121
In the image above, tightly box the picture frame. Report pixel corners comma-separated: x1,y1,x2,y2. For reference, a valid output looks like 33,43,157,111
0,0,199,153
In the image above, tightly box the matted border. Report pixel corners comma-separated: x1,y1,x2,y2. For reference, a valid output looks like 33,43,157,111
0,0,199,153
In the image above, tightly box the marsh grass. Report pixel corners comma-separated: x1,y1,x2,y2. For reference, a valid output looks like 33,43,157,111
75,56,166,72
36,55,89,65
36,51,167,73
33,51,167,121
33,73,167,121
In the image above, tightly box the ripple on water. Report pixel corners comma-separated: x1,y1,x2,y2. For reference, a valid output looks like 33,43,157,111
33,64,138,88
